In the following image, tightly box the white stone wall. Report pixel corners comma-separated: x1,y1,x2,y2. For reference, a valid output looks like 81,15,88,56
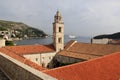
92,38,110,44
23,53,41,65
0,39,5,47
53,23,64,52
23,52,56,67
41,52,56,67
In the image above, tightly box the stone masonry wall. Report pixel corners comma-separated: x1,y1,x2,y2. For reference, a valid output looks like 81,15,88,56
91,39,110,44
0,53,57,80
48,54,86,68
0,55,43,80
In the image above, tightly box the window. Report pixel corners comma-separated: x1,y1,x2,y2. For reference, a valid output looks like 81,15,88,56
58,38,62,43
49,57,52,60
42,63,45,68
59,27,62,32
35,58,38,61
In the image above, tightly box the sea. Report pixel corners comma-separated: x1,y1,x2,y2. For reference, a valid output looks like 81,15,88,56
14,36,91,45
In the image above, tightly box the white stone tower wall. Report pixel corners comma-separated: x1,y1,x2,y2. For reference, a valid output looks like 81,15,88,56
0,39,5,47
53,11,64,52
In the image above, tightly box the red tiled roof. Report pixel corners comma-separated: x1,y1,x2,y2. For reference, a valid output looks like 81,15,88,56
64,40,77,50
59,51,99,60
68,42,120,56
3,44,55,55
0,48,46,71
58,41,120,60
43,52,120,80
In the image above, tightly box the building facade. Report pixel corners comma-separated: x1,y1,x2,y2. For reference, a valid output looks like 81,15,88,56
23,52,56,67
91,38,112,44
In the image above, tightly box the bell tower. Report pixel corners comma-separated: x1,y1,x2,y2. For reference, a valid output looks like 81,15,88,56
53,11,64,52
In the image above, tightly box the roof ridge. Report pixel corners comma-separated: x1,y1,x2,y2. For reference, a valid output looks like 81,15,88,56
3,44,55,55
77,42,120,46
67,51,103,56
66,40,77,50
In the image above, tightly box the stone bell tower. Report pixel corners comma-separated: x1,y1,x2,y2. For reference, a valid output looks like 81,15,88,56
53,11,64,52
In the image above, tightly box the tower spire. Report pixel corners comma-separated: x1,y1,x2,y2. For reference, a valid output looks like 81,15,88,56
54,10,63,23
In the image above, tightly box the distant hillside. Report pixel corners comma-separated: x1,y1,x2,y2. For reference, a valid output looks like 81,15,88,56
93,32,120,39
0,20,47,38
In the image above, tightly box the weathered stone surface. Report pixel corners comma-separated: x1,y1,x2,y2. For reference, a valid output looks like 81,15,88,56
0,69,9,80
0,53,57,80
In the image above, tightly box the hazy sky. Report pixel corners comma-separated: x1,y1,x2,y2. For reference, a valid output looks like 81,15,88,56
0,0,120,37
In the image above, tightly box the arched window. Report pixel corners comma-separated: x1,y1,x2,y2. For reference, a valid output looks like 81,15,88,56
42,63,45,68
35,58,38,61
59,27,62,32
58,38,62,43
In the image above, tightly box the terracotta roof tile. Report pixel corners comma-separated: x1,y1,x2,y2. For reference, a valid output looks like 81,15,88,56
59,51,100,60
43,52,120,80
58,41,120,60
67,42,120,56
3,44,55,55
68,43,120,55
0,48,46,71
64,40,77,50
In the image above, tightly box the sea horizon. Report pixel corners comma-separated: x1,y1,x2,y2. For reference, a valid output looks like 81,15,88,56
14,35,91,45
